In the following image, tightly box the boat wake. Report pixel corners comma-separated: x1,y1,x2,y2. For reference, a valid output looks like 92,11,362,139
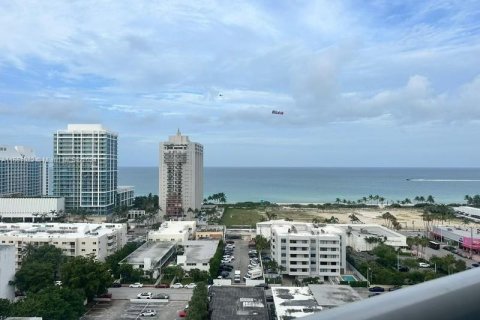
407,179,480,182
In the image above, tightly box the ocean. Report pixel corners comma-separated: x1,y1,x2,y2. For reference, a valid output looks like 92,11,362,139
119,167,480,204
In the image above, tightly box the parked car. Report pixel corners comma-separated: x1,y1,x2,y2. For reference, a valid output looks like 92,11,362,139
220,271,230,278
220,265,234,271
226,240,235,244
140,309,157,317
137,292,153,299
171,283,184,289
111,282,122,288
129,282,143,288
185,283,197,289
472,263,480,268
152,293,169,299
222,258,232,263
266,295,274,302
262,256,271,261
419,262,430,268
154,283,170,288
178,310,187,318
368,286,385,292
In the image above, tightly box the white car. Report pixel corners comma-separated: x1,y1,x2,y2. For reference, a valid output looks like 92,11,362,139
419,262,430,268
140,309,157,317
222,258,232,263
137,292,152,299
129,282,143,288
171,283,184,289
184,283,197,289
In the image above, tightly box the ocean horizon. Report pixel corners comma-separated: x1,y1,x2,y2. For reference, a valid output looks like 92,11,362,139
118,167,480,204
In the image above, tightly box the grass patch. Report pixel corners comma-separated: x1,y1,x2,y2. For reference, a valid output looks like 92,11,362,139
221,207,266,227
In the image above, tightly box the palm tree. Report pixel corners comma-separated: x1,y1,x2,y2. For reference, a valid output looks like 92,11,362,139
348,213,359,223
335,198,341,204
312,217,322,224
427,195,435,204
326,216,339,224
419,196,426,203
218,192,227,204
465,195,472,205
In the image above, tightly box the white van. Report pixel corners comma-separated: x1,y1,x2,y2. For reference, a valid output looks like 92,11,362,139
234,270,241,283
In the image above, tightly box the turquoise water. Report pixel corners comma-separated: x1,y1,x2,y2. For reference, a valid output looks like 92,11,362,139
341,275,357,282
119,167,480,204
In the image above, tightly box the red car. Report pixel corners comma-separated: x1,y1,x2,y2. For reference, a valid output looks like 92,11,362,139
178,310,187,318
155,283,170,288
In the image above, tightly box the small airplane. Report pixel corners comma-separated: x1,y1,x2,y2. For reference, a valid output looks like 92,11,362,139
272,110,284,115
218,93,223,97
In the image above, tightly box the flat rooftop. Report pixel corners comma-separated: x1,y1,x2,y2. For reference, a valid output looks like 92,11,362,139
122,241,174,265
308,284,362,308
151,221,196,235
197,225,225,232
271,287,322,319
272,223,344,237
336,224,404,238
184,240,219,263
0,223,124,239
434,225,480,238
209,286,268,320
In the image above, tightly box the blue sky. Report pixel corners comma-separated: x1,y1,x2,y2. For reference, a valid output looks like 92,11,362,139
1,0,480,167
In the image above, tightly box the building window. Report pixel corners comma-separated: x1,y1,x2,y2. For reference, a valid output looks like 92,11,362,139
281,239,286,243
82,242,85,244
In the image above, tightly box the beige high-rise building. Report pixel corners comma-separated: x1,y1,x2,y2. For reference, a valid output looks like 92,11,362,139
159,130,203,220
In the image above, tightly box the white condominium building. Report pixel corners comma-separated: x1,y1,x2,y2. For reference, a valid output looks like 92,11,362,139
261,221,346,280
147,220,196,243
53,124,118,214
0,222,127,269
159,130,203,219
0,145,48,197
0,245,15,300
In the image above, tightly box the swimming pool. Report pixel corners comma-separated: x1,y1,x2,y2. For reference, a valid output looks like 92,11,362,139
341,275,357,282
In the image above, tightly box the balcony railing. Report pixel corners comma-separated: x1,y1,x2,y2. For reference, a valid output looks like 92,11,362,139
303,268,480,320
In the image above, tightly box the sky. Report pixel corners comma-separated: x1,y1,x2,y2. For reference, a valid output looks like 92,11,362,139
0,0,480,167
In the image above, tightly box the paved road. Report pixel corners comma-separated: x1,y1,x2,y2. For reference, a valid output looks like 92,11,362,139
108,287,193,301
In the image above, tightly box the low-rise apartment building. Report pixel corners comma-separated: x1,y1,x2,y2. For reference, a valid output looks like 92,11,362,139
270,223,345,280
195,225,225,240
0,222,127,269
177,240,219,271
117,186,135,207
147,221,196,243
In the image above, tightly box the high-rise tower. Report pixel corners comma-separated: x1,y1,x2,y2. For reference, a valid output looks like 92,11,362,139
53,124,117,214
159,130,203,220
0,145,48,197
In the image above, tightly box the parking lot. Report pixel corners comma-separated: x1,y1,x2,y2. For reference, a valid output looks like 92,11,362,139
82,288,192,320
223,239,258,282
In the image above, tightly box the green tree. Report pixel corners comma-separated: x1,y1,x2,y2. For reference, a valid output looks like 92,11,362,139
61,256,112,301
15,261,55,293
118,263,143,283
0,298,13,317
254,235,269,254
11,287,85,320
186,282,208,320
